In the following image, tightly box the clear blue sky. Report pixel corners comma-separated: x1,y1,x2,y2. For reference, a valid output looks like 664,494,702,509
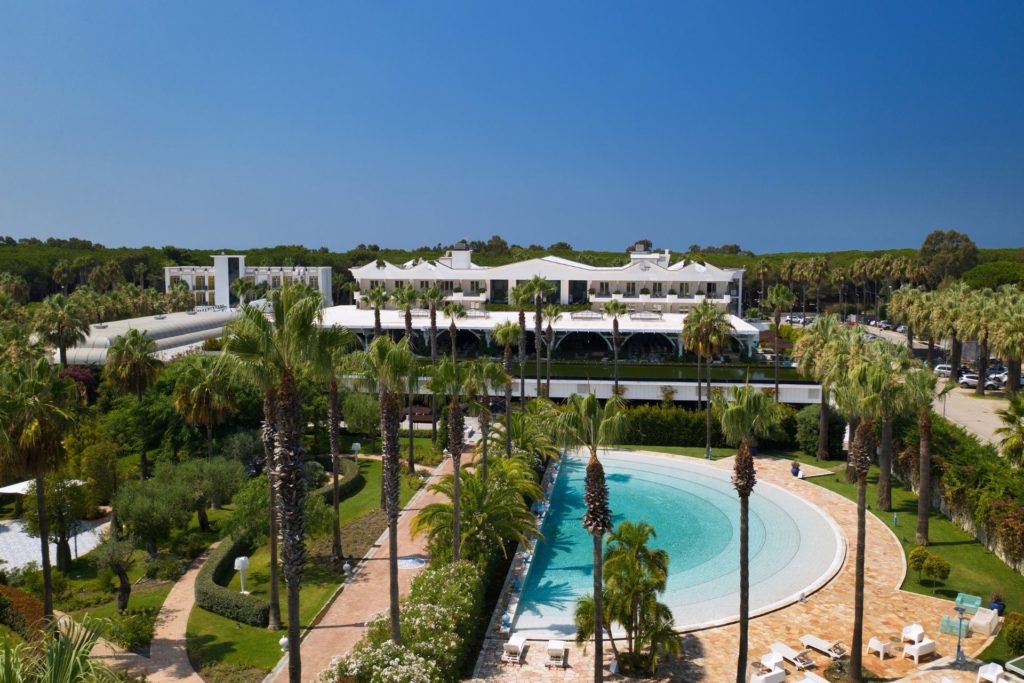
1,1,1021,253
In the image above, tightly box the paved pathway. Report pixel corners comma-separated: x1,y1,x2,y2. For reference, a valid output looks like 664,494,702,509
935,386,1007,446
472,452,991,682
267,457,455,683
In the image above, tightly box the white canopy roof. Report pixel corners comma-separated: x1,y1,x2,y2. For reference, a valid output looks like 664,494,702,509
0,479,84,495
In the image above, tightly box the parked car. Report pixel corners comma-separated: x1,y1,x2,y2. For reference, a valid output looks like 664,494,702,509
934,364,953,378
960,373,1000,390
878,320,894,331
895,324,907,334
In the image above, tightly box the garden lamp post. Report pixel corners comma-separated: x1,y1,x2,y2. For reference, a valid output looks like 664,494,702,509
954,605,966,664
352,441,360,461
234,555,250,595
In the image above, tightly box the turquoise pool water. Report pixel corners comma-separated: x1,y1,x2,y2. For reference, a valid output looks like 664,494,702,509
512,450,842,637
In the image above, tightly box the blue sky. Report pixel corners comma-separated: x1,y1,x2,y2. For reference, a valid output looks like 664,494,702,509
1,2,1021,253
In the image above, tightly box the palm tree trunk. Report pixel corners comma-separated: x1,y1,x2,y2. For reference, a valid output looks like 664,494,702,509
950,334,962,374
546,327,554,398
59,344,68,368
696,352,702,410
977,336,989,396
592,534,605,683
926,338,935,370
430,307,438,443
916,410,932,546
849,472,867,681
448,399,464,562
503,345,513,456
816,388,829,460
262,392,282,630
35,475,53,618
480,409,490,482
374,308,381,338
705,352,712,458
535,298,543,396
612,320,620,395
275,371,307,683
518,310,527,408
206,420,214,459
380,389,402,644
906,324,914,349
328,379,343,564
1008,358,1021,394
773,317,781,397
736,493,750,683
876,416,893,512
138,396,149,480
450,321,457,361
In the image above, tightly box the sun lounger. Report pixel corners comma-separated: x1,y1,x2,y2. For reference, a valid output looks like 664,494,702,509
502,634,526,664
760,652,784,671
902,623,925,643
751,665,786,683
544,640,566,668
770,642,815,670
867,636,894,660
796,673,830,683
957,592,983,615
977,662,1006,682
902,637,936,664
799,634,848,660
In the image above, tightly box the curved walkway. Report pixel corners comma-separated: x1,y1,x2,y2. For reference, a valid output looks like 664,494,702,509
267,457,454,683
473,452,989,681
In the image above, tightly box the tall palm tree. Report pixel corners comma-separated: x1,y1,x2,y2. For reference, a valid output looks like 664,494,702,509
0,358,76,618
992,286,1024,394
511,285,533,406
867,343,913,512
310,324,358,563
830,266,848,312
995,394,1024,465
712,385,786,681
106,329,161,480
357,335,415,643
941,281,971,375
823,325,871,483
553,393,627,683
793,314,843,461
421,285,448,443
528,275,557,395
391,284,421,472
903,367,946,546
493,321,522,457
603,300,630,395
443,302,467,361
962,289,996,396
363,286,390,339
427,357,469,561
225,286,321,681
33,293,91,367
681,301,732,459
172,355,236,459
764,284,795,397
753,258,772,306
465,359,509,481
543,303,563,396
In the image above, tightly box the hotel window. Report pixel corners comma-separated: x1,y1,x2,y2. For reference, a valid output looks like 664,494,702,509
707,283,717,294
271,275,282,288
598,282,610,295
419,281,429,290
196,292,207,305
470,281,481,294
370,280,382,290
208,275,215,290
170,275,181,288
440,280,454,293
393,280,404,289
625,282,637,296
652,282,662,295
308,275,318,288
681,283,691,295
195,276,206,290
283,275,293,287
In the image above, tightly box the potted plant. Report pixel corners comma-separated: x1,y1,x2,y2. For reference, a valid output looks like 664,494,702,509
668,288,677,296
639,287,650,295
588,287,596,295
453,287,463,294
990,592,1006,615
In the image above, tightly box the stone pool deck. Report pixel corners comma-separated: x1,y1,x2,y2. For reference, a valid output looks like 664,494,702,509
472,452,990,682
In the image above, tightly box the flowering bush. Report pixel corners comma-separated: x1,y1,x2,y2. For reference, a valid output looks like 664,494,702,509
318,641,440,683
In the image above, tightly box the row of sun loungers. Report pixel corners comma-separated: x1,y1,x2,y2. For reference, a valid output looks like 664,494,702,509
751,634,847,682
501,636,567,668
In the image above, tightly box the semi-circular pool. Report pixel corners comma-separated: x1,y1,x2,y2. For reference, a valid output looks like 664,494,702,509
512,450,844,638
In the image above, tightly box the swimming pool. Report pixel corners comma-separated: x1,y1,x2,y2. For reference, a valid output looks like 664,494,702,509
512,450,844,637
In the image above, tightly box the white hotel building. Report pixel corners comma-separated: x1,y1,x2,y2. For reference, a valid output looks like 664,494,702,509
164,255,333,308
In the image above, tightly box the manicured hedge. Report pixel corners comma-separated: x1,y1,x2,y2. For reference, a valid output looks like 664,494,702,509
795,403,846,459
622,405,726,448
0,584,44,639
194,536,269,627
316,458,363,506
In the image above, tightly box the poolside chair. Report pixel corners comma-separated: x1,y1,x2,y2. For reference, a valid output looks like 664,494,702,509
957,592,983,615
902,637,936,664
544,640,566,668
977,662,1006,682
770,642,815,670
940,614,971,638
901,623,925,643
760,652,784,671
799,634,848,660
867,636,894,660
501,634,526,664
795,673,830,683
751,665,786,683
971,607,1001,636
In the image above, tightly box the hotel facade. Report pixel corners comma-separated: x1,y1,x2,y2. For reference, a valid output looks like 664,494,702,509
164,255,333,308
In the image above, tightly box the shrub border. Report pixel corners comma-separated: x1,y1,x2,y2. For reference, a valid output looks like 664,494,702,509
194,536,269,627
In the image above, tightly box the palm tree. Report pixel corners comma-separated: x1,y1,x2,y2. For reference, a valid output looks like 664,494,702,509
793,314,843,461
995,394,1024,465
528,275,557,395
420,285,448,443
363,286,390,339
941,281,971,375
33,293,90,367
603,521,669,661
603,300,630,395
552,393,627,683
465,359,510,482
0,358,76,617
962,289,995,396
487,399,559,463
511,285,533,406
391,284,421,473
106,329,161,480
712,384,786,681
310,324,358,562
543,304,563,396
410,457,538,565
764,284,795,397
443,301,467,361
753,258,772,305
992,286,1024,395
172,355,236,459
357,335,415,643
681,301,732,459
225,286,321,681
427,357,469,561
867,343,913,512
493,321,522,458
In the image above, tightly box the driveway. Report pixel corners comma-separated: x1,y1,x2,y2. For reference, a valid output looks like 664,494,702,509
933,387,1007,446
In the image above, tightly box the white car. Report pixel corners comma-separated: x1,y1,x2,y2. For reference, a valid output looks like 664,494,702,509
934,364,953,378
960,373,1000,390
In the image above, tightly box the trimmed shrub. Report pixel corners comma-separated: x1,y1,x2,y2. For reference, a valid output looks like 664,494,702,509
621,405,726,448
107,609,157,650
323,640,440,683
1005,611,1024,655
317,458,363,506
795,404,845,459
0,584,44,639
194,536,268,627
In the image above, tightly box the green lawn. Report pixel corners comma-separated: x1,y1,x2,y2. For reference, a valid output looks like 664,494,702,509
618,444,739,461
337,433,442,466
335,459,421,523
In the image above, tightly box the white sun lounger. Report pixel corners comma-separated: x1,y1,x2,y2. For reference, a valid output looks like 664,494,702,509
796,673,830,683
799,634,848,660
545,640,566,668
501,634,526,664
770,642,816,670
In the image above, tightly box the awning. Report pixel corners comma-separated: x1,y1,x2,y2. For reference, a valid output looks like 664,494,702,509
0,479,84,496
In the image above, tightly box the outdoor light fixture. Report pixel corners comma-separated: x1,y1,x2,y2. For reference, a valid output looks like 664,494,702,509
352,442,361,460
234,555,250,595
279,636,289,653
954,605,966,664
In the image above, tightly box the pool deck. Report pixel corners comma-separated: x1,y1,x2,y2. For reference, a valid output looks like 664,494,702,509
471,451,990,682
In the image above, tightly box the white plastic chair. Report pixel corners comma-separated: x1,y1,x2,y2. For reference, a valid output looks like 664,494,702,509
978,662,1006,683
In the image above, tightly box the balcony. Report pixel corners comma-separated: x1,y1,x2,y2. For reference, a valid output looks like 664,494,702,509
445,291,488,304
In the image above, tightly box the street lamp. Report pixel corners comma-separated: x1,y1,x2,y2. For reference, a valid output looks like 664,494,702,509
234,555,250,595
954,605,966,664
352,442,361,461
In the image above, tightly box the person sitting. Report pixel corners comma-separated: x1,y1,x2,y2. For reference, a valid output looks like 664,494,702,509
791,461,804,479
